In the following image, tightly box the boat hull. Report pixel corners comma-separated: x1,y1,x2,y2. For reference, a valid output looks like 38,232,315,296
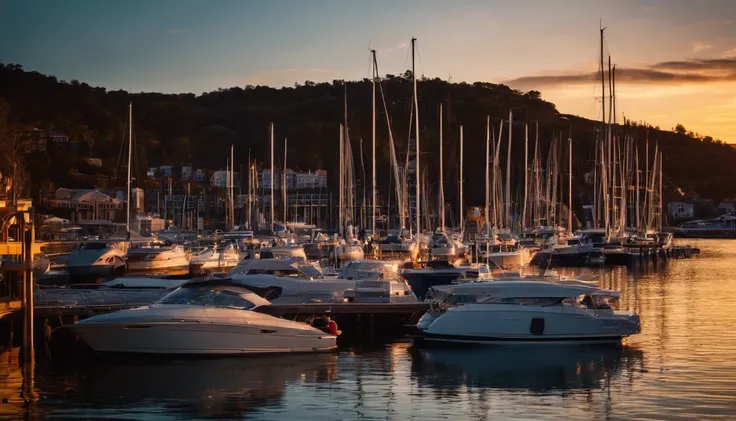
66,323,337,355
419,306,640,346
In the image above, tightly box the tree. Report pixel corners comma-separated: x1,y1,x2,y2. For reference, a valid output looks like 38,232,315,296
0,99,28,205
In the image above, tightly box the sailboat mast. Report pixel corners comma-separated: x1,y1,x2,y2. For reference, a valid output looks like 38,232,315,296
658,150,663,231
270,122,275,233
485,116,490,236
459,125,464,231
126,102,132,234
411,37,421,235
600,22,606,126
371,49,377,236
247,150,251,230
568,128,573,233
439,103,445,230
339,123,344,236
522,123,528,233
283,138,287,225
505,110,512,229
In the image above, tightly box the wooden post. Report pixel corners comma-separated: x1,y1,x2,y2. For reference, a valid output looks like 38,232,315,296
21,207,36,402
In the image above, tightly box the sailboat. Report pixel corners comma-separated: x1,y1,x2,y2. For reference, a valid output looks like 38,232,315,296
336,84,365,263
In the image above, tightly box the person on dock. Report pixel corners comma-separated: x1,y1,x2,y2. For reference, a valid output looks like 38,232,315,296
310,313,341,336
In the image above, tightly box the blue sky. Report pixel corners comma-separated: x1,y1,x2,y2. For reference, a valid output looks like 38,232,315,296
1,0,735,140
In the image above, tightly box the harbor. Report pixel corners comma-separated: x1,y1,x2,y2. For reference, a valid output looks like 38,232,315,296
0,238,734,420
2,1,736,419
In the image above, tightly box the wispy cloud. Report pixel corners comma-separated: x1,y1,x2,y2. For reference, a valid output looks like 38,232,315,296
722,47,736,58
506,57,736,88
378,41,408,53
166,29,185,35
691,41,713,52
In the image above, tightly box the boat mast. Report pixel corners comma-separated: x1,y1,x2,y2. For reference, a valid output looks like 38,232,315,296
568,128,573,233
459,125,464,232
231,144,235,230
283,138,287,225
439,103,445,231
339,123,344,236
126,102,132,234
485,116,490,236
371,49,377,236
411,37,421,235
658,150,663,231
270,122,275,233
247,149,251,230
635,144,640,231
522,123,528,233
505,110,512,229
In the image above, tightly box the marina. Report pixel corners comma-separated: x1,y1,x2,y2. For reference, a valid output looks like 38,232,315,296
0,239,734,420
1,2,735,419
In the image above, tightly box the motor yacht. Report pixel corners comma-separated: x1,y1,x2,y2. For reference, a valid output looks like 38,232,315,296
429,231,463,261
257,245,308,263
413,280,640,345
66,241,127,281
63,279,338,354
378,229,418,260
335,240,365,262
230,259,417,304
125,242,191,275
189,240,241,274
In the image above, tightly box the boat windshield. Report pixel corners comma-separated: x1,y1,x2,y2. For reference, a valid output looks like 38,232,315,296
157,286,259,309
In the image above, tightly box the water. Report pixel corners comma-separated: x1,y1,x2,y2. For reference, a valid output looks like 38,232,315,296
2,239,736,420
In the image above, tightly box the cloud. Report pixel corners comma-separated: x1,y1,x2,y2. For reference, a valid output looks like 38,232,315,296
722,48,736,58
691,41,712,52
651,57,736,71
166,29,185,35
506,57,736,88
379,42,408,53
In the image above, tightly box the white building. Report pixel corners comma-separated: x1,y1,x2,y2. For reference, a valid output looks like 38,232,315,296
259,169,281,190
668,202,694,220
210,170,240,188
259,169,326,190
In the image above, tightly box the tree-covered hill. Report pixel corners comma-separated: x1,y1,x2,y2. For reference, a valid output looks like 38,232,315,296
1,62,734,217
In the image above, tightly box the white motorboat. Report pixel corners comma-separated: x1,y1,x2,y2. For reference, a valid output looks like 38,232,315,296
66,242,127,280
230,259,417,304
64,279,338,354
257,245,308,263
125,242,190,275
335,240,365,262
429,231,457,260
189,241,241,273
483,246,535,271
414,280,640,345
378,229,418,260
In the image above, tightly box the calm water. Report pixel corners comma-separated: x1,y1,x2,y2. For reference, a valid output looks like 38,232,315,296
2,239,736,420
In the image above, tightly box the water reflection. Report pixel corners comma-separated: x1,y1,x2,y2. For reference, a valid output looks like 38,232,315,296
10,353,339,420
410,345,644,393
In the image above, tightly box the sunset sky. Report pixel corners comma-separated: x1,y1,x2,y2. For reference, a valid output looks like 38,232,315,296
1,0,735,141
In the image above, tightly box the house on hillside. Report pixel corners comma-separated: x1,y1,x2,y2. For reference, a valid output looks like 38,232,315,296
668,202,694,221
43,188,125,222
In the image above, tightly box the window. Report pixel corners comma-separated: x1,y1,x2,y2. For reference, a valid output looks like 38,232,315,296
157,285,258,309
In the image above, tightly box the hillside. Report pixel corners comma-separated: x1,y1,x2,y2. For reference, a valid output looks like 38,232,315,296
1,62,735,220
